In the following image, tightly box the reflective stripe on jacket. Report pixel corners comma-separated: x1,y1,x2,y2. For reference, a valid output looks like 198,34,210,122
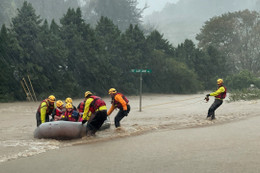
82,96,107,121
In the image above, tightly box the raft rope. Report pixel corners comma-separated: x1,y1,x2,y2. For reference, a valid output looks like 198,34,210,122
141,96,205,109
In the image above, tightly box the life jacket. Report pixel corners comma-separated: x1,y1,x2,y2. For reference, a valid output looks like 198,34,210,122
215,85,227,99
37,99,54,115
78,101,85,113
63,110,78,122
112,93,129,108
55,107,63,117
89,96,106,113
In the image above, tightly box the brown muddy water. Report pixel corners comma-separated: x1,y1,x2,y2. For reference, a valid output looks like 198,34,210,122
0,94,259,163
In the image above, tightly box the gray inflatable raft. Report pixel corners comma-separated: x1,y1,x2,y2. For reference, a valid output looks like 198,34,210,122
34,117,111,139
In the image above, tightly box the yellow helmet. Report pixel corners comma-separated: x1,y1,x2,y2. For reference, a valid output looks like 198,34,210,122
85,91,92,98
108,88,117,95
56,100,64,108
48,95,56,102
65,97,73,104
65,103,73,109
217,78,223,85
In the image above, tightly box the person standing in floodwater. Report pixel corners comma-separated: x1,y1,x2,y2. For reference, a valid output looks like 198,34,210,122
107,88,130,129
36,95,56,126
205,79,227,120
81,91,107,136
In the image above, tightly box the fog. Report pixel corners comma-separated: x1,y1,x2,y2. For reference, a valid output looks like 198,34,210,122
2,0,259,46
137,0,179,16
142,0,260,45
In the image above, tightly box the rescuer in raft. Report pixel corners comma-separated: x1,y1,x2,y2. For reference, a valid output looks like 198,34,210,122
51,100,64,121
81,91,107,136
61,103,79,122
65,97,77,111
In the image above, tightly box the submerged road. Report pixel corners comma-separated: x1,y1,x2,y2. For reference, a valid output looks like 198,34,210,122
1,114,260,173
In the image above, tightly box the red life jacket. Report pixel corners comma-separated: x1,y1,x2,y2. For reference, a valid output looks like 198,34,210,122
64,110,77,122
112,93,129,108
78,101,85,113
55,108,63,117
37,99,54,115
216,85,227,99
89,96,106,113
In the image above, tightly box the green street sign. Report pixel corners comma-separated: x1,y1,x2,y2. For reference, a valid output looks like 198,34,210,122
131,69,152,73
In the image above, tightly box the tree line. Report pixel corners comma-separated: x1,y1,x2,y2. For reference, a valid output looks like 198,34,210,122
1,2,260,102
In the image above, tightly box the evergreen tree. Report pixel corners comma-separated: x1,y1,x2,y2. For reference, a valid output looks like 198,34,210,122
60,7,101,95
95,16,122,88
145,49,201,93
0,0,17,26
146,30,174,55
14,0,79,24
175,39,227,89
11,1,48,97
0,24,24,101
37,19,69,98
118,24,149,93
83,0,143,31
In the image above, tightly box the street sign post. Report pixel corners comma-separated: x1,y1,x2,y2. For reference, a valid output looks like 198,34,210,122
131,69,152,73
131,69,152,112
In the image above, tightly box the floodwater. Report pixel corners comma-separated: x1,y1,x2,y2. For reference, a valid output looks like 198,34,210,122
0,93,259,167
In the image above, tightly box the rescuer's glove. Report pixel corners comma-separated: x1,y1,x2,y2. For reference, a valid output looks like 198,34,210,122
204,95,209,102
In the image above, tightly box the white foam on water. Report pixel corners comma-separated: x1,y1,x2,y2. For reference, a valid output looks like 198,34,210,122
0,139,60,163
1,95,259,164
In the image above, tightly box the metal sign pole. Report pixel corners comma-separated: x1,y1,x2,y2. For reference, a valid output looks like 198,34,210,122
139,71,142,112
131,69,152,112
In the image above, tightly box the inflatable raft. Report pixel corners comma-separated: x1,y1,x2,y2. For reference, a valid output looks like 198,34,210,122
34,117,111,139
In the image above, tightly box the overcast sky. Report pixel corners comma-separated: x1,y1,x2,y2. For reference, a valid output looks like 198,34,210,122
137,0,180,16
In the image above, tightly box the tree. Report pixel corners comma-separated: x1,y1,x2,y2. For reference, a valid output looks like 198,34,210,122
146,30,174,55
83,0,143,31
117,24,149,93
145,49,202,93
196,10,260,74
95,16,122,88
175,39,227,89
0,24,23,101
11,2,47,95
37,19,69,97
226,70,260,90
60,7,103,95
0,0,17,26
14,0,80,24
